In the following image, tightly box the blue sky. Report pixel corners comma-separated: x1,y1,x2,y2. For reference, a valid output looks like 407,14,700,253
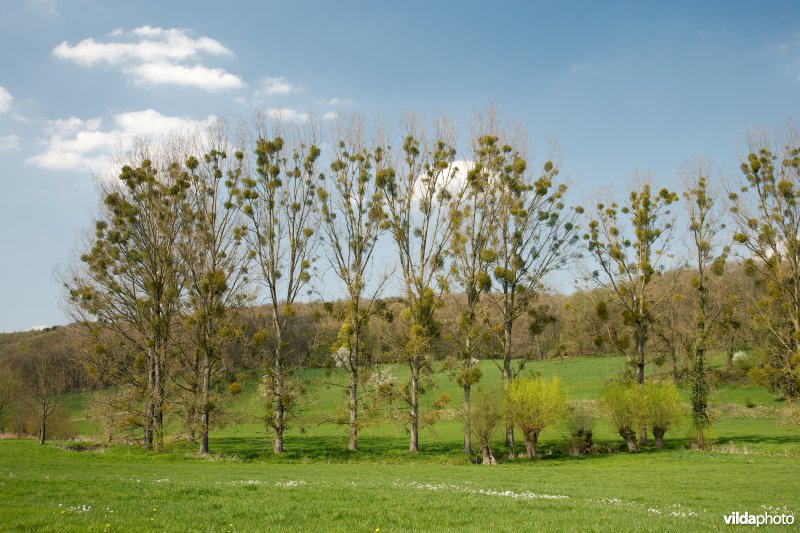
0,0,798,332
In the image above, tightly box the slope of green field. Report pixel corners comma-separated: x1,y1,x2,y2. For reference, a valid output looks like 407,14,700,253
59,354,800,459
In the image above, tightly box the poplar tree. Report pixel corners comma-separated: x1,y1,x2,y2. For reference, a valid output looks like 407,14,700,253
584,180,679,387
729,126,800,398
178,140,251,455
67,154,187,452
378,115,461,452
316,117,389,451
449,117,501,456
238,123,320,453
489,134,579,454
681,159,728,445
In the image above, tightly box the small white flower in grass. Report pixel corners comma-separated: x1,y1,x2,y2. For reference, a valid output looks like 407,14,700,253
403,482,568,500
274,480,305,488
63,504,93,513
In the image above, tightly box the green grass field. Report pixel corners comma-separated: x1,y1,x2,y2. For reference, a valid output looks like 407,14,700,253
2,354,800,531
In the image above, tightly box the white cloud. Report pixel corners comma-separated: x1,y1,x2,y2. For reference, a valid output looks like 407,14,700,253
264,108,310,123
0,135,21,152
53,26,242,91
53,26,232,66
0,87,12,113
27,109,218,173
411,159,471,201
126,61,242,91
261,77,304,96
260,108,339,123
328,97,354,106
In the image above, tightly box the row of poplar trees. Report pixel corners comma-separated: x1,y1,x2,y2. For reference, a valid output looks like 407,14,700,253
64,109,800,455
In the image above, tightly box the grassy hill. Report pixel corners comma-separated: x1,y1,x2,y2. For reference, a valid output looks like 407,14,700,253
60,353,799,460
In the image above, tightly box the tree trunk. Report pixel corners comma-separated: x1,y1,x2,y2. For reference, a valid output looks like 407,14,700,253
199,356,212,456
143,352,155,451
273,376,284,454
463,383,472,455
635,322,647,446
670,344,679,384
409,355,419,453
503,318,515,456
153,354,164,453
523,432,537,459
481,444,496,465
637,427,648,446
199,412,210,455
691,294,709,445
635,322,646,385
348,366,358,452
39,403,46,445
273,409,284,454
273,346,285,454
348,327,359,452
653,427,665,450
143,402,153,451
622,429,638,452
187,349,200,444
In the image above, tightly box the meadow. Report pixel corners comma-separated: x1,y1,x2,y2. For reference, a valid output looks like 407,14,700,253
2,354,799,531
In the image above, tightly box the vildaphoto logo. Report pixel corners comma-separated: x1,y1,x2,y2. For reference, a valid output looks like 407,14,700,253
723,511,795,527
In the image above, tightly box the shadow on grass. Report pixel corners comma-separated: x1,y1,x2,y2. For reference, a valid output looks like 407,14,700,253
713,434,800,446
169,433,797,465
49,430,800,464
179,435,474,464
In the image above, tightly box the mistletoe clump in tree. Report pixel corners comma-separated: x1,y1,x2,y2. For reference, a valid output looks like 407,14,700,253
238,121,320,453
377,115,461,452
316,116,390,452
66,153,188,452
729,126,800,399
488,126,580,455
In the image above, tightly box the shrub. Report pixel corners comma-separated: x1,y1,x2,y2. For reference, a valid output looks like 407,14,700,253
709,365,748,386
86,387,140,443
642,382,684,449
732,351,754,372
600,382,645,452
11,404,75,440
469,388,503,465
564,401,596,455
777,404,800,431
507,376,566,458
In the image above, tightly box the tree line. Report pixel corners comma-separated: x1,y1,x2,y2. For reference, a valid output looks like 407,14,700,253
4,108,798,457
